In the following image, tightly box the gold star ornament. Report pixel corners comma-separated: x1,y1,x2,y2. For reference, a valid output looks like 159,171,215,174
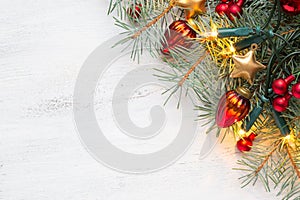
175,0,206,19
231,44,266,84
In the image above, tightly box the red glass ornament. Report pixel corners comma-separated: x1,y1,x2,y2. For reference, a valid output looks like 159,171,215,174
272,75,295,95
161,20,197,55
292,82,300,99
237,137,253,152
215,3,229,15
127,3,142,19
273,93,292,112
216,87,252,128
280,0,300,15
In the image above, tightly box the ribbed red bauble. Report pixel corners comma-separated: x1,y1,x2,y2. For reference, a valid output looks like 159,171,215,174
272,93,292,112
280,0,300,15
161,20,197,55
237,137,253,152
127,3,142,19
272,75,295,95
292,82,300,98
216,87,252,128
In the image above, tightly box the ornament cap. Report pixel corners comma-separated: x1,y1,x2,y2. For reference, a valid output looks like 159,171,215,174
236,87,252,99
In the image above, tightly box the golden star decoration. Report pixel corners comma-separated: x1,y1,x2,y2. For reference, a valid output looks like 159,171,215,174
231,47,266,84
175,0,206,19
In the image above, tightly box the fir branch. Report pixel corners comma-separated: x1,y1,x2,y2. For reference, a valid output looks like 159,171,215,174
255,142,279,175
286,144,300,179
178,51,208,86
131,0,175,39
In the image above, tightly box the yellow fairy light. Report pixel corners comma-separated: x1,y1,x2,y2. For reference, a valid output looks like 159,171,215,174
238,129,247,137
229,45,236,53
195,19,238,69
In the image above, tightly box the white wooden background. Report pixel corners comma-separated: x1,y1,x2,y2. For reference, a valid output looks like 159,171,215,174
0,0,280,199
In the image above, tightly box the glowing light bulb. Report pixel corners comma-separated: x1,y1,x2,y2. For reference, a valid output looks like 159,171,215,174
285,134,291,140
229,45,236,53
239,129,247,137
200,31,218,40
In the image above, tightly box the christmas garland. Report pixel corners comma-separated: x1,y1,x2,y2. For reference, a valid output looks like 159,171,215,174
108,0,300,199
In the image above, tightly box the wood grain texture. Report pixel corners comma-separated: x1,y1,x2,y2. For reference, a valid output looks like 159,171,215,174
0,0,280,199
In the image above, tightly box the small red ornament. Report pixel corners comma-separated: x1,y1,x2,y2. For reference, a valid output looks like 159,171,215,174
272,75,295,95
215,3,229,15
237,137,253,152
280,0,300,15
215,0,244,20
227,3,243,20
248,132,257,141
216,87,252,128
292,82,300,98
273,92,292,112
127,3,142,19
161,20,197,55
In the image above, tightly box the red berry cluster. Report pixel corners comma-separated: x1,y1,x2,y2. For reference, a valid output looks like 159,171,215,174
215,0,245,20
272,74,300,112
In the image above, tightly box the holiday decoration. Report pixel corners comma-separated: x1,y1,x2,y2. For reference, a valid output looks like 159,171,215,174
175,0,207,19
292,82,300,98
273,92,293,112
216,87,252,128
231,44,266,84
280,0,300,15
161,20,197,55
109,0,300,198
247,132,257,141
272,75,296,95
127,3,142,19
215,1,229,15
236,137,253,152
215,0,245,20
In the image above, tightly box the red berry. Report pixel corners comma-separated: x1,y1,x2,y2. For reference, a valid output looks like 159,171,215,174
272,75,295,95
237,137,253,152
280,0,300,15
272,79,289,95
248,132,257,141
273,93,292,112
227,4,243,20
215,3,229,15
292,82,300,99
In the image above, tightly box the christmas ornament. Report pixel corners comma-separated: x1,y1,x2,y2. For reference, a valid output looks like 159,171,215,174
247,132,257,141
215,0,245,20
272,75,295,95
175,0,206,19
237,137,253,152
227,2,243,20
216,87,252,128
292,82,300,98
161,20,197,55
273,92,292,112
215,1,229,15
231,44,266,84
127,3,142,19
280,0,300,15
